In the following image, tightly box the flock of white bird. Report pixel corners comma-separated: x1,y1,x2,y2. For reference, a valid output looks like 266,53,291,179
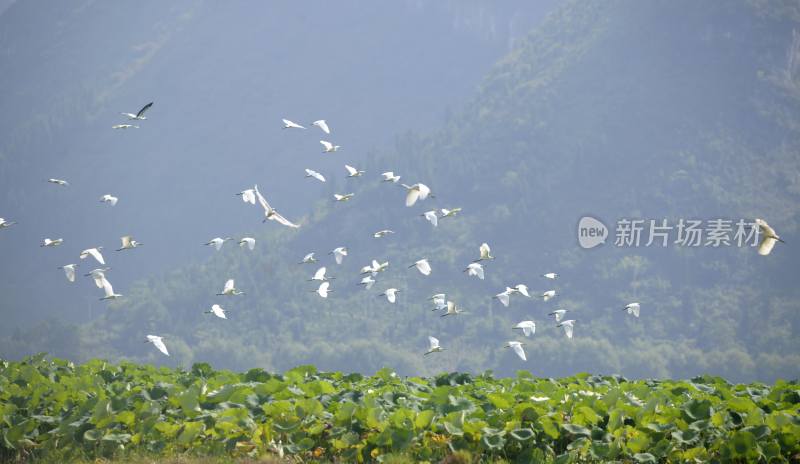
0,101,787,362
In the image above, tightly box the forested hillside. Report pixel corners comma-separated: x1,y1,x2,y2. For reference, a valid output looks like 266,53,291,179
2,0,799,383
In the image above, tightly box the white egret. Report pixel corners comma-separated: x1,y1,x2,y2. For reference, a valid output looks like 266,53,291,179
542,272,559,279
112,124,139,129
304,169,326,183
41,238,63,247
345,165,365,177
464,262,485,280
217,279,244,296
379,288,400,303
205,237,233,251
282,119,305,129
409,258,431,276
381,171,401,183
99,277,122,300
421,210,438,227
312,119,330,134
116,235,142,251
146,335,169,356
330,247,348,265
80,247,105,265
334,193,354,202
494,288,515,307
84,267,111,288
314,281,331,298
557,319,576,339
359,275,376,290
401,183,431,207
47,178,69,186
476,243,494,262
361,259,389,276
320,140,340,153
239,237,255,251
440,301,465,317
299,252,317,264
373,229,394,238
541,290,556,302
58,264,78,283
755,218,784,256
309,266,334,282
0,218,16,229
505,341,527,361
254,184,301,228
205,304,227,319
513,321,536,337
514,284,531,297
424,336,444,355
121,102,153,120
236,188,256,205
548,309,568,322
99,194,118,206
440,208,461,218
623,302,640,318
430,293,447,311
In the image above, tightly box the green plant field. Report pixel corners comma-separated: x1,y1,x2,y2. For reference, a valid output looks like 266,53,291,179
1,355,798,463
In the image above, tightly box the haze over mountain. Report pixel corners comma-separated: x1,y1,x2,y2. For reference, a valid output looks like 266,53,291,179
1,0,798,383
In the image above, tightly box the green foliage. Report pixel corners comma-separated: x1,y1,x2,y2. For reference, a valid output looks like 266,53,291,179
1,356,798,462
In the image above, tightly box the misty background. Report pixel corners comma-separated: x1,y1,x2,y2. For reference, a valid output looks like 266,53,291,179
0,0,798,383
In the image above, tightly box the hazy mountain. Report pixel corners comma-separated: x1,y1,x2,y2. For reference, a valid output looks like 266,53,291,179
2,0,798,383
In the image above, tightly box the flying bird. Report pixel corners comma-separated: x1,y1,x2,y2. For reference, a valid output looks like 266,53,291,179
475,243,494,262
409,258,431,276
548,309,568,322
542,272,559,280
99,194,118,206
121,102,153,120
541,290,557,302
84,267,111,288
47,178,69,186
80,247,105,265
236,188,256,205
623,302,640,318
373,229,394,238
41,238,64,247
320,140,340,153
514,284,531,297
315,281,331,298
464,262,485,280
345,165,365,177
334,193,354,202
305,169,326,183
282,119,305,129
99,277,122,300
146,335,169,356
440,301,465,317
557,319,576,339
239,237,255,250
330,247,348,265
205,237,233,251
112,124,139,129
505,341,527,361
255,184,301,228
312,119,330,134
379,288,400,303
430,293,447,311
205,304,227,319
402,183,431,207
299,252,317,264
422,210,438,227
217,279,244,296
0,218,16,229
117,235,142,251
755,218,785,256
381,171,401,183
58,264,78,283
513,321,536,337
494,288,515,307
359,275,376,290
309,266,334,282
440,208,461,219
424,336,444,355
